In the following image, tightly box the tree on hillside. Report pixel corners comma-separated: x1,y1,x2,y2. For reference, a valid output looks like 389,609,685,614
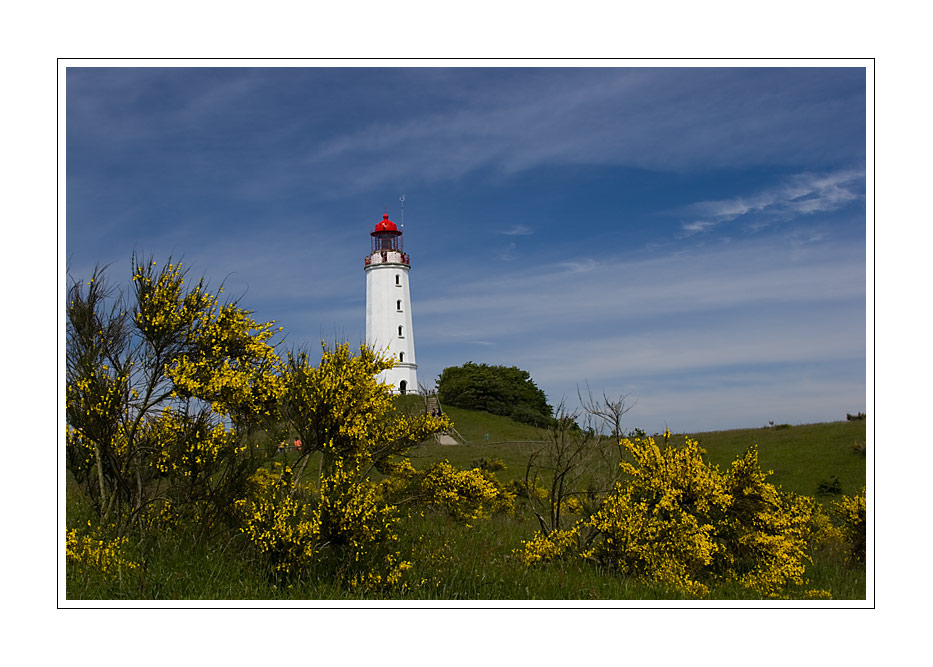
436,361,552,426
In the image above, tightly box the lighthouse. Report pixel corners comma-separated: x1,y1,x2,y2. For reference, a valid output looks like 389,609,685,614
365,212,418,394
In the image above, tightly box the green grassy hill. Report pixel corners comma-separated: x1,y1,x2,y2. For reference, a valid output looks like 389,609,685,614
689,420,867,500
394,395,544,443
437,405,546,444
406,397,867,500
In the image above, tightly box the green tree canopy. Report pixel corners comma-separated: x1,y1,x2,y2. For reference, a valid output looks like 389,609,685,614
436,362,552,426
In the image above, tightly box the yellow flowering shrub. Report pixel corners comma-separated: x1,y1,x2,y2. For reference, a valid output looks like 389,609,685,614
146,408,236,477
65,424,96,482
715,445,816,597
136,498,182,532
165,298,284,424
232,454,411,587
233,465,321,575
377,457,514,524
832,486,866,564
414,460,515,523
518,436,822,599
561,436,725,597
67,257,285,534
67,259,451,588
66,525,140,578
516,526,582,565
280,342,450,474
314,455,412,588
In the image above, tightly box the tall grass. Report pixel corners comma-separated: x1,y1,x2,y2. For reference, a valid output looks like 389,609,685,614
65,416,866,601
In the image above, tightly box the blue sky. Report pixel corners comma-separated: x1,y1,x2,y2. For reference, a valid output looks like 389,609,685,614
65,65,867,433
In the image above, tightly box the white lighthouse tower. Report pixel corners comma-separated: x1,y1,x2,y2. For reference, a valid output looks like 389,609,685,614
365,212,418,394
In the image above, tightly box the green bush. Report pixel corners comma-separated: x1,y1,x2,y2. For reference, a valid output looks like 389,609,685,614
437,362,551,422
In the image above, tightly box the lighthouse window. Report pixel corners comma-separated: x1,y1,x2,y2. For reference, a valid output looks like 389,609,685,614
395,274,400,286
399,352,404,362
396,299,402,311
398,325,403,337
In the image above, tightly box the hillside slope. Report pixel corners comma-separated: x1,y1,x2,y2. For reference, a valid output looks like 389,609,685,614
405,398,867,500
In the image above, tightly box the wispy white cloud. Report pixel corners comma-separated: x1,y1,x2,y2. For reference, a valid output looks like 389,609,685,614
67,69,866,211
497,224,533,236
557,258,598,273
297,69,866,195
681,220,717,234
417,235,864,333
680,169,864,235
413,233,865,428
523,312,864,385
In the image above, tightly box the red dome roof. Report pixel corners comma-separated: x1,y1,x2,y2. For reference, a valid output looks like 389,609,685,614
372,213,401,235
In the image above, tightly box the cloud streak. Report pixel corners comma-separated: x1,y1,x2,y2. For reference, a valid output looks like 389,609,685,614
679,169,864,235
497,224,533,236
295,68,866,196
416,235,864,335
411,232,865,429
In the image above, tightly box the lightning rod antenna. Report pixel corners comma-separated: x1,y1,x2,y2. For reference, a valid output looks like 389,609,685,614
400,194,406,228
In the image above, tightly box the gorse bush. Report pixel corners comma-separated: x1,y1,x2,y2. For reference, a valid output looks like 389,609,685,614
67,258,284,539
518,436,823,598
582,436,731,598
66,524,140,578
715,445,817,597
233,464,320,576
409,460,514,523
832,487,866,564
378,457,514,524
66,258,452,592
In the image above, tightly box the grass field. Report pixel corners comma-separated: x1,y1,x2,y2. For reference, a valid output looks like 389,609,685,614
413,406,867,500
689,420,867,501
65,407,867,601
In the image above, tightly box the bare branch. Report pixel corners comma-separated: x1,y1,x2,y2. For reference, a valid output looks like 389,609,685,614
578,380,636,438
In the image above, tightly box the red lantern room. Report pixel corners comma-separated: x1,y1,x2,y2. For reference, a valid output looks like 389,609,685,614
371,213,402,253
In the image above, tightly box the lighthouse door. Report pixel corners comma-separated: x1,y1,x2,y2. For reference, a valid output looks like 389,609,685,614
399,380,408,395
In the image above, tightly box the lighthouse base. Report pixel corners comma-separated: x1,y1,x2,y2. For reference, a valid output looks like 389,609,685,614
377,362,419,395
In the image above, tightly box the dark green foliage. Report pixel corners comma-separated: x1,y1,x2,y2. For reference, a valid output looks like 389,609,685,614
471,457,507,472
509,403,554,428
816,475,843,496
437,362,552,425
